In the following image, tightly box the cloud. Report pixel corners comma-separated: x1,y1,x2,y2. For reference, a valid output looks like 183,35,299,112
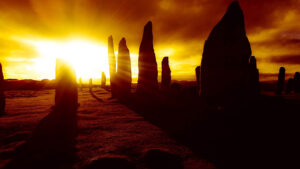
268,54,300,65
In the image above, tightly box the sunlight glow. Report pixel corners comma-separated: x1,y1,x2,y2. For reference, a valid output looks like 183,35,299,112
26,39,109,82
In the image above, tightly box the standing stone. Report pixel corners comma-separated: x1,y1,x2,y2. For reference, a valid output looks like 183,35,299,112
0,63,5,115
108,36,117,97
161,57,171,90
294,72,300,93
55,58,78,110
195,66,201,86
116,38,132,98
248,56,260,97
137,21,158,96
286,78,294,94
101,72,106,88
200,2,251,104
276,67,285,95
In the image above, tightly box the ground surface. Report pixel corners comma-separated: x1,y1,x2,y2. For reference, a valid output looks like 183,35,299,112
0,88,214,169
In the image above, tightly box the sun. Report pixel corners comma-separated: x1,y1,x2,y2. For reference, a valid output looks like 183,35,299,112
27,39,109,82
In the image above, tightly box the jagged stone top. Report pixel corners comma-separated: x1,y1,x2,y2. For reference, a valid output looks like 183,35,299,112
119,38,127,50
162,57,169,64
139,21,154,54
202,1,251,69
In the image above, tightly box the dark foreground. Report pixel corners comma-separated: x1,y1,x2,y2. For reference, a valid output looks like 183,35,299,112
0,88,214,169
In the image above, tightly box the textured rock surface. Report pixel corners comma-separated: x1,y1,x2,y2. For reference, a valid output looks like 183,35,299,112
108,36,117,97
200,2,251,104
137,21,158,96
116,38,132,97
276,67,285,95
0,63,5,115
55,58,78,110
161,57,171,90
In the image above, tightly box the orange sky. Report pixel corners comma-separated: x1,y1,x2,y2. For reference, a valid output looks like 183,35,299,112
0,0,299,82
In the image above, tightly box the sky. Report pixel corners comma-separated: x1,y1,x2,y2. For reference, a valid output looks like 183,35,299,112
0,0,299,82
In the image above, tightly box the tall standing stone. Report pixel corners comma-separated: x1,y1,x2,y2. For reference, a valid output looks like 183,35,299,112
248,56,260,97
137,21,158,96
101,72,106,88
116,38,132,97
276,67,285,95
0,63,5,115
195,66,201,86
108,36,117,97
161,57,171,90
294,72,300,93
55,58,78,110
200,2,251,104
286,78,294,94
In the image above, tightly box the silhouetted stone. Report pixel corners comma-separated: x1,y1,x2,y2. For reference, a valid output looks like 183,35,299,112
161,57,171,90
276,67,285,95
116,38,131,98
248,56,260,98
143,149,183,169
294,72,300,93
108,36,117,97
101,72,106,88
286,78,294,94
55,58,78,110
195,66,201,86
0,63,5,115
195,66,201,95
89,78,93,91
84,157,135,169
137,21,158,96
200,2,251,104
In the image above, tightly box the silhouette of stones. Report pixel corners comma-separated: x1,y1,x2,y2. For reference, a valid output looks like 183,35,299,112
294,72,300,93
195,66,201,86
143,149,183,169
286,78,294,94
116,38,131,98
248,56,260,97
101,72,106,88
137,21,158,96
200,2,251,104
0,63,5,115
276,67,285,95
195,66,201,95
55,58,78,110
161,57,171,90
108,36,117,97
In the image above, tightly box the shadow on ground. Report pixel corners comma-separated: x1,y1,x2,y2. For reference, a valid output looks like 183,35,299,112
4,106,78,169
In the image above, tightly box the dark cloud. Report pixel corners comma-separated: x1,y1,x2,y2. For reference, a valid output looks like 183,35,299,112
268,54,300,64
